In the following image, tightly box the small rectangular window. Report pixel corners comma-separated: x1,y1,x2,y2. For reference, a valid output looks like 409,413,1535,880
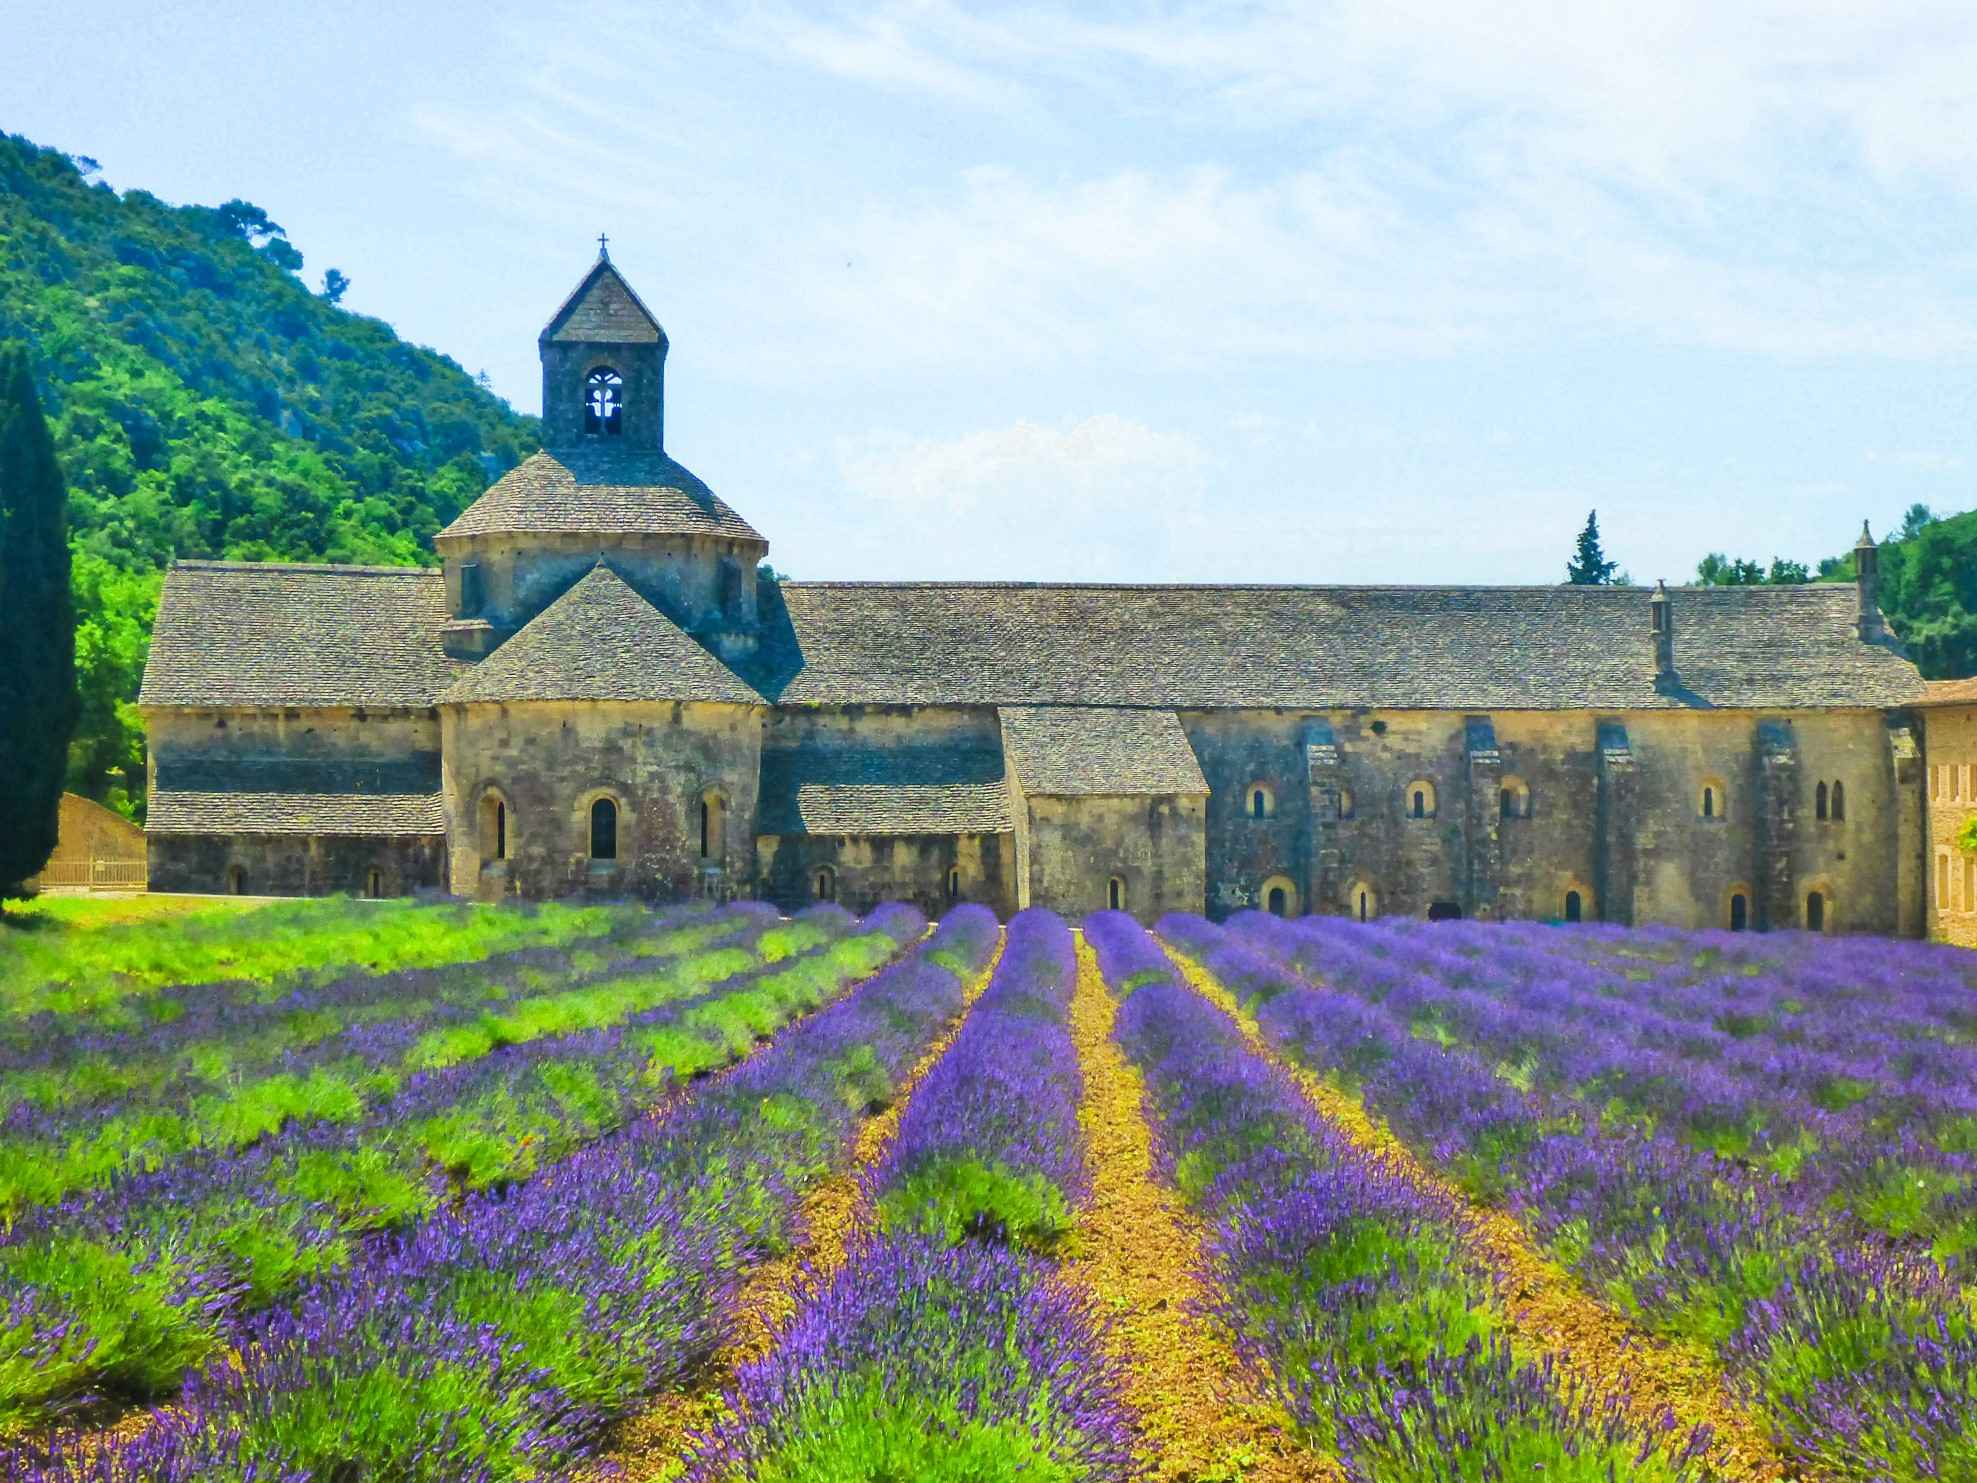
459,561,484,617
1939,851,1952,910
1931,765,1941,801
1956,769,1965,802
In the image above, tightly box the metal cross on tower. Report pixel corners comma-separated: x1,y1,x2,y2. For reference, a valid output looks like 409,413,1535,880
597,232,610,259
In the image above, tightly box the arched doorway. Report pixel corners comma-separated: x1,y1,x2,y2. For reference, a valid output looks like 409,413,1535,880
1729,891,1749,932
1806,890,1829,933
1563,890,1582,923
1260,874,1297,919
226,864,246,896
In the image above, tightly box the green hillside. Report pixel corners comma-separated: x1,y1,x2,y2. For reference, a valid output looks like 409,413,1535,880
0,133,537,816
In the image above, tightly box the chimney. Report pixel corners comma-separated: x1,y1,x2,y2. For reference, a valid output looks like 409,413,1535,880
1650,579,1675,690
1855,520,1882,641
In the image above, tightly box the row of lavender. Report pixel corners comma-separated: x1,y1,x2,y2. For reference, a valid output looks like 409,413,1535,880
0,904,774,1214
0,905,908,1437
683,909,1141,1480
1,898,633,1029
1180,910,1974,1481
12,904,1006,1480
1088,911,1709,1482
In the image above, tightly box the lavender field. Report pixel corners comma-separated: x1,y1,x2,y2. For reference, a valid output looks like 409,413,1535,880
1,897,1971,1481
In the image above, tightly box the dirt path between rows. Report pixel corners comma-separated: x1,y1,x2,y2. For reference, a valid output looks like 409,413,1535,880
577,933,1006,1483
1160,939,1796,1483
1064,937,1337,1483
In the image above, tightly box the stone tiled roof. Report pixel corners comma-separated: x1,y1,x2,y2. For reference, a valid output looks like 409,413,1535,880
1919,678,1977,706
758,742,1011,835
441,565,761,706
437,447,764,543
541,259,665,345
138,562,458,710
1001,707,1208,796
762,582,1925,711
147,791,445,836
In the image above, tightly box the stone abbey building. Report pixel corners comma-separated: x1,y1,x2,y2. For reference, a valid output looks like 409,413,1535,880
140,253,1936,932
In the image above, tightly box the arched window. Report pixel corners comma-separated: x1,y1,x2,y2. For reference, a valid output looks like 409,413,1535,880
226,864,246,896
478,791,509,863
1806,890,1827,932
1108,877,1126,912
700,791,727,860
946,866,961,901
366,868,384,900
1347,881,1378,922
1699,779,1728,821
814,866,836,902
584,367,623,436
1337,787,1355,820
1816,782,1828,821
1831,781,1845,821
1500,776,1530,819
589,797,618,861
1564,890,1583,923
1247,783,1275,820
1405,780,1437,820
1729,891,1749,932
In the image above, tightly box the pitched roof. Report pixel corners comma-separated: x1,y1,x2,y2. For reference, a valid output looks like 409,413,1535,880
1919,678,1977,706
1001,707,1208,796
147,792,445,836
440,565,761,705
757,741,1010,835
437,447,763,543
541,258,665,345
758,582,1925,711
138,562,458,710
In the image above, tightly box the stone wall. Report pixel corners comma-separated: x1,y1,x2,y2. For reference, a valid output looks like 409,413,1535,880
1017,794,1206,921
148,832,444,897
1183,707,1918,934
441,698,761,902
539,338,665,450
438,531,763,646
147,707,441,777
1924,704,1977,946
757,831,1015,917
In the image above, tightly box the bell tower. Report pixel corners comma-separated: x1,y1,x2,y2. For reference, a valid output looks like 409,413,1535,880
538,239,669,450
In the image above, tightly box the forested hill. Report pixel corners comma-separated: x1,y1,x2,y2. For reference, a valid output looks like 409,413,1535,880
0,132,538,817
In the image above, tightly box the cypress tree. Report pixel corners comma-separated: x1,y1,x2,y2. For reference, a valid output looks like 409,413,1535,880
1566,509,1619,586
0,344,78,899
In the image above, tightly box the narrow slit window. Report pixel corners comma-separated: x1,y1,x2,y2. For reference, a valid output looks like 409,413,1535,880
1108,877,1125,912
946,867,961,900
1832,781,1845,821
815,866,835,902
589,797,618,861
1702,787,1716,820
1816,782,1828,821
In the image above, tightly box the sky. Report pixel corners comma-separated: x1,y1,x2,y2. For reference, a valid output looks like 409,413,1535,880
10,1,1977,584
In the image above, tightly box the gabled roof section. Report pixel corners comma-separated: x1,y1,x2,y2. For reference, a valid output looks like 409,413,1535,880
541,256,665,345
1919,678,1977,706
441,564,761,706
758,741,1011,836
758,582,1926,711
1001,707,1208,796
436,447,764,543
138,562,459,710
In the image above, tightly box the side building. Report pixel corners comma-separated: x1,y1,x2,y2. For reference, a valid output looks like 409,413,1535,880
138,251,1931,932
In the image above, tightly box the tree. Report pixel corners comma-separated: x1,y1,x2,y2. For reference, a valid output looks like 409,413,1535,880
0,344,79,898
1696,553,1766,586
1900,503,1936,541
1766,557,1811,584
321,268,350,305
1566,510,1618,585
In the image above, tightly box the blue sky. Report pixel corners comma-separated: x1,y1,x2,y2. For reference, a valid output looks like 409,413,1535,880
12,1,1977,583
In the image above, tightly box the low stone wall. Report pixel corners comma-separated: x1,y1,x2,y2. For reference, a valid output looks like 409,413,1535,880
147,832,446,898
